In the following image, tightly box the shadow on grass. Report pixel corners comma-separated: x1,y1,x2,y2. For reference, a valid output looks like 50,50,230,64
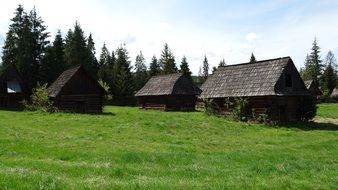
278,121,338,131
0,107,24,112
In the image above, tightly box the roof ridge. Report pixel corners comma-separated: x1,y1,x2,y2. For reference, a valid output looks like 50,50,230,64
219,56,291,68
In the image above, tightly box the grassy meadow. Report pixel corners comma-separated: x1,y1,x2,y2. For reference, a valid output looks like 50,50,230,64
317,103,338,119
0,105,337,189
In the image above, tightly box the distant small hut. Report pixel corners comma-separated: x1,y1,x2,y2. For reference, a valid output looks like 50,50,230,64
0,64,28,108
135,73,202,111
331,88,338,99
304,80,323,97
200,57,312,122
48,65,106,113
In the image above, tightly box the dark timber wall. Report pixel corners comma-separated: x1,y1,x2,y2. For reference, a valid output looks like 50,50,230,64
138,95,198,111
52,69,104,113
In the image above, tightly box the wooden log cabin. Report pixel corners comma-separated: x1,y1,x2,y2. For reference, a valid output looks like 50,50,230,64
0,64,28,108
304,80,323,98
48,65,106,113
135,73,202,111
200,57,312,122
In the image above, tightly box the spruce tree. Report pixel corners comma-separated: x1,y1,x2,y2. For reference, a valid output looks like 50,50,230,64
159,43,177,74
250,53,256,63
203,55,209,80
98,43,111,80
301,54,312,80
2,5,49,90
219,58,226,67
40,30,65,84
134,51,148,91
86,33,98,78
322,51,337,94
113,45,134,96
2,5,25,67
64,22,88,67
309,38,323,84
149,55,160,77
180,56,192,81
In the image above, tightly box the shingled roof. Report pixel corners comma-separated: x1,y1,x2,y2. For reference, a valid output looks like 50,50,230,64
200,57,307,98
304,80,323,96
48,65,106,98
331,88,338,98
135,73,202,96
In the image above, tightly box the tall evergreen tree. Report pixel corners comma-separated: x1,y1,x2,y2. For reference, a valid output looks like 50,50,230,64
134,51,148,91
180,56,192,81
1,5,49,90
250,53,256,63
113,45,134,96
219,58,226,67
98,43,111,80
2,5,25,67
64,22,88,67
40,30,65,84
159,43,177,74
309,38,323,84
300,54,312,80
149,55,160,77
203,55,209,80
322,51,337,94
86,33,98,78
97,43,116,94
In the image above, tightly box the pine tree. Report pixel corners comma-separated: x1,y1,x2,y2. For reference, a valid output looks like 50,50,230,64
180,56,192,81
98,43,111,80
203,55,209,80
134,51,148,91
2,5,25,67
97,43,116,94
64,22,88,67
1,5,49,90
149,55,160,77
322,51,337,94
219,58,226,67
40,30,65,84
86,33,98,78
250,53,256,63
113,45,134,96
309,38,323,84
300,54,312,80
159,43,177,74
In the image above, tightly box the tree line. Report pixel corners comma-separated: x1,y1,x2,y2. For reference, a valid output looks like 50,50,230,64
300,38,338,95
1,5,220,97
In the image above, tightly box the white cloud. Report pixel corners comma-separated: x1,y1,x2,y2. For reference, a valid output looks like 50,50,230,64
246,33,257,42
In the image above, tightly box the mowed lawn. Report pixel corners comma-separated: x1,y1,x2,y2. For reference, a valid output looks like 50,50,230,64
317,103,338,119
0,105,338,189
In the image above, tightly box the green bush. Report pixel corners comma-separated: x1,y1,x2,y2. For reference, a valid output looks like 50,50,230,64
98,79,112,100
22,83,53,112
203,98,221,115
231,97,248,121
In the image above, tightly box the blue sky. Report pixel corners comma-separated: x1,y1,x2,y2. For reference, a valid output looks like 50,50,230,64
1,0,338,74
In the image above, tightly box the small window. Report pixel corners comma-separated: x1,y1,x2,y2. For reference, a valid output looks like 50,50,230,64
285,74,292,88
7,81,22,93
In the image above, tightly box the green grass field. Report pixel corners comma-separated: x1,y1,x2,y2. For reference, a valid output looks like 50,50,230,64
0,105,337,189
317,103,338,119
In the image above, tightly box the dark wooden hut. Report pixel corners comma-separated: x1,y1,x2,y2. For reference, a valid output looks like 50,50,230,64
200,57,311,122
48,65,106,113
135,73,202,110
0,64,28,108
304,80,323,97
